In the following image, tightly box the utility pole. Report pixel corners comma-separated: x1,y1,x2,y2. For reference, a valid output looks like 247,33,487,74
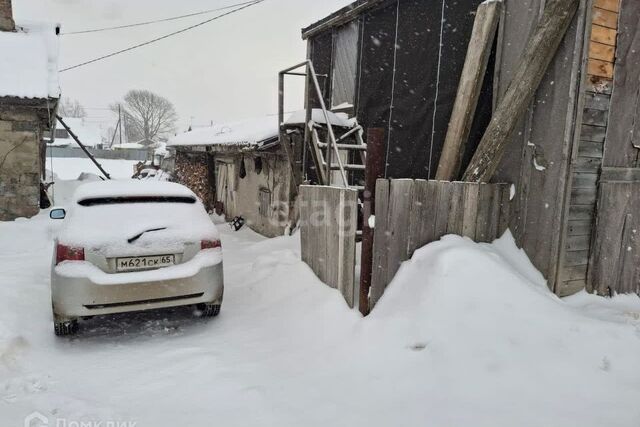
118,105,123,146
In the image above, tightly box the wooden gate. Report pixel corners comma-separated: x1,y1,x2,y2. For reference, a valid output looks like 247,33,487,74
299,185,358,307
369,179,511,308
588,169,640,295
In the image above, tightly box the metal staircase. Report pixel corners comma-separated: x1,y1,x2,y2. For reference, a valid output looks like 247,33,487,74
279,60,367,190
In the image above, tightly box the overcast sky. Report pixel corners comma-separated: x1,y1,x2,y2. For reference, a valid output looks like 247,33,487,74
14,0,352,132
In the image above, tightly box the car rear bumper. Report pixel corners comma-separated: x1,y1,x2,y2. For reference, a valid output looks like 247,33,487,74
51,261,223,320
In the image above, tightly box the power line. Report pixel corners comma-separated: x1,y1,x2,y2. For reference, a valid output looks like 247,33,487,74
61,0,259,36
59,0,264,73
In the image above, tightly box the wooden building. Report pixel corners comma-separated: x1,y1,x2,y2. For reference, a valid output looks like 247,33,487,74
168,116,295,238
294,0,640,297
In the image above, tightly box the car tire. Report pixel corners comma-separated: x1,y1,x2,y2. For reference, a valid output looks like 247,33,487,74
54,319,79,336
198,303,221,318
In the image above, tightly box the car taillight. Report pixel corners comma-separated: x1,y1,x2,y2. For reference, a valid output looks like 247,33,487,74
201,239,221,250
56,244,85,265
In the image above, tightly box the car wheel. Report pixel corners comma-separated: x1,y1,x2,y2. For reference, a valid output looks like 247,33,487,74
54,319,79,336
197,303,221,318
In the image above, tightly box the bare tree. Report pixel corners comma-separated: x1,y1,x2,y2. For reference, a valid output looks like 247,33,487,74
58,98,86,118
112,90,177,146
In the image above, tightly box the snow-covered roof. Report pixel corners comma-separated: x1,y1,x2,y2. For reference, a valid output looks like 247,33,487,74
285,109,353,128
50,117,105,148
0,22,60,100
168,116,278,148
167,110,355,149
113,142,146,150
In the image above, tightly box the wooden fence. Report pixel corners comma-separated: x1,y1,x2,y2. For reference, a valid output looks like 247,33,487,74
588,168,640,295
370,179,511,308
299,185,358,307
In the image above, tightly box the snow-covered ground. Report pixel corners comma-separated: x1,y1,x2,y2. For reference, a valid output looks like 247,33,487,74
1,179,640,426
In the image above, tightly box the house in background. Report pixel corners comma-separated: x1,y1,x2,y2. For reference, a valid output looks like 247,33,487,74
0,0,60,220
47,117,106,149
168,116,294,238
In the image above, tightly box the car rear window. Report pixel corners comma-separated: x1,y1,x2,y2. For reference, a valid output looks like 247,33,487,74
77,196,197,207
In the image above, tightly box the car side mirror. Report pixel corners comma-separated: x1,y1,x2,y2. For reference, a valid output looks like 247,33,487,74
50,208,66,220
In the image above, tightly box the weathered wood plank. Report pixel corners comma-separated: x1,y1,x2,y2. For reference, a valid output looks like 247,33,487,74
570,187,598,205
436,0,502,180
574,157,602,172
589,40,615,62
594,0,620,13
617,213,640,293
497,184,511,236
583,92,611,110
385,180,415,287
567,219,593,236
475,183,495,242
592,7,618,29
462,0,580,182
588,58,614,78
580,124,607,142
461,183,480,238
585,76,613,94
590,24,617,45
582,108,609,126
434,181,454,238
600,167,640,182
564,250,590,266
566,234,591,251
339,188,358,307
561,264,588,281
447,182,465,235
407,180,439,256
558,279,587,297
299,186,313,267
370,179,390,308
577,140,604,158
572,172,599,188
569,204,596,220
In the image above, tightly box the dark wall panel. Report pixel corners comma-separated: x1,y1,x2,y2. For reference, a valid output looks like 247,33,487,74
355,1,398,132
309,32,333,108
355,0,487,179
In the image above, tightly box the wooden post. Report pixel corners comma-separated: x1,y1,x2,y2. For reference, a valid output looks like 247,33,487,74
278,71,302,192
436,0,502,181
359,128,385,315
462,0,580,182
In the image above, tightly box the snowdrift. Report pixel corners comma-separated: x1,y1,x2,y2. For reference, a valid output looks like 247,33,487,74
357,233,640,426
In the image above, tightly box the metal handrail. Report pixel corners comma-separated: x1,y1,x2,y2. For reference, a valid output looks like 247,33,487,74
278,60,349,187
306,60,348,187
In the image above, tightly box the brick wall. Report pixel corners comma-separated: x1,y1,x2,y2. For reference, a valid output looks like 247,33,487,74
0,108,43,220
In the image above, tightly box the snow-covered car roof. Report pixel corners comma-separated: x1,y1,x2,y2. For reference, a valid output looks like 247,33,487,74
72,181,196,204
0,21,60,99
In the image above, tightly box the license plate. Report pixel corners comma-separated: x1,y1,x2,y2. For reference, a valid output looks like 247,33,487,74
116,255,175,272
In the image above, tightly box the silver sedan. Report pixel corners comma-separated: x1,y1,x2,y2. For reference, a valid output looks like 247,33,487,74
49,181,224,336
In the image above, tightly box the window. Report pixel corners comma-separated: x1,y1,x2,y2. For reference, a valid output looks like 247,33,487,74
331,20,360,109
